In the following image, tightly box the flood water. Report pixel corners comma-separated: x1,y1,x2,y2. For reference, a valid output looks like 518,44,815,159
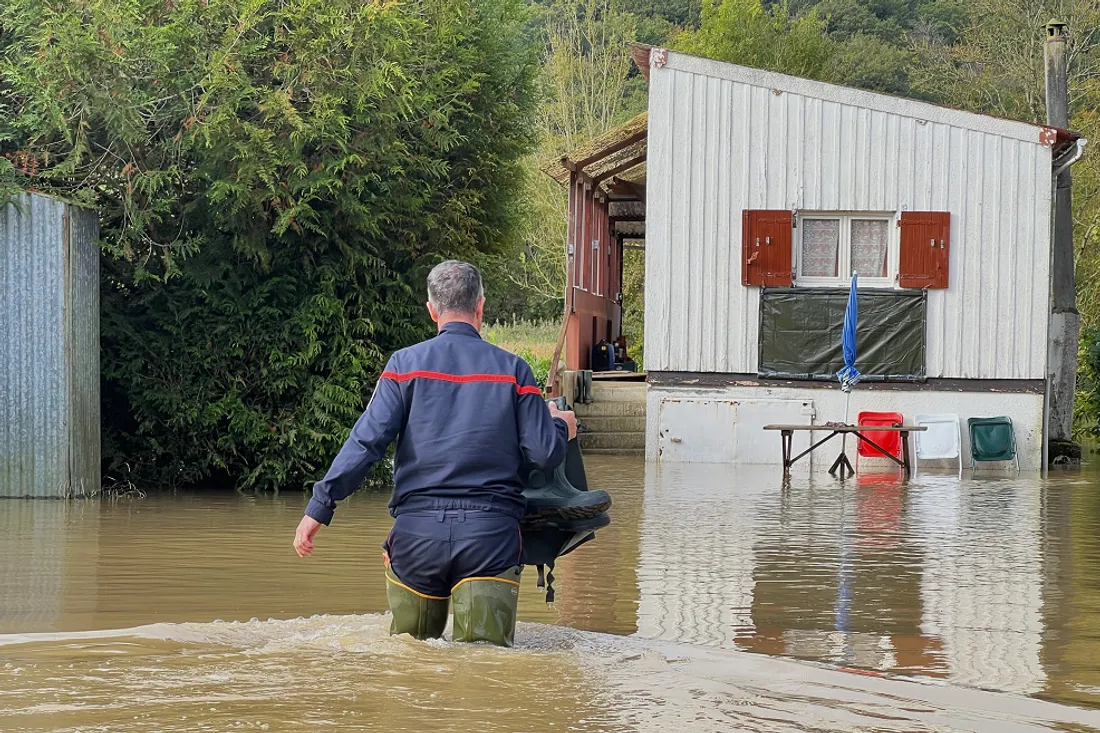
4,457,1100,731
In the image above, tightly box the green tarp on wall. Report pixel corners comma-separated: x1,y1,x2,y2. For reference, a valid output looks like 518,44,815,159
758,288,927,381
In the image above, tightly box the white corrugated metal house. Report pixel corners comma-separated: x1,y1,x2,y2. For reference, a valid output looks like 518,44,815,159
551,46,1084,471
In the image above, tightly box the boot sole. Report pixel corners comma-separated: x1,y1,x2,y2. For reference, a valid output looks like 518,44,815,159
529,493,612,521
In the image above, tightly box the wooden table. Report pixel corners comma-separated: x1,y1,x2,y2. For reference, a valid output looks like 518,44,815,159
763,424,927,478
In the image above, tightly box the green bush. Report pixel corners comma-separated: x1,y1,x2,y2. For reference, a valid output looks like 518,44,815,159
1076,327,1100,440
515,349,552,391
0,0,538,489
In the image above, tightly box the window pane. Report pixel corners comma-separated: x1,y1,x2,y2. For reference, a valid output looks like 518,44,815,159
800,219,839,277
851,219,888,278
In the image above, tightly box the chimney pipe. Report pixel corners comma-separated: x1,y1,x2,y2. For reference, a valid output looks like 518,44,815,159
1045,20,1069,128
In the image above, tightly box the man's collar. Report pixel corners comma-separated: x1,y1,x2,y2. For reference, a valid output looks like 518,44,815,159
438,321,482,339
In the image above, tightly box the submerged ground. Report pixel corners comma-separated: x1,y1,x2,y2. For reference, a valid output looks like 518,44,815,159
4,457,1100,731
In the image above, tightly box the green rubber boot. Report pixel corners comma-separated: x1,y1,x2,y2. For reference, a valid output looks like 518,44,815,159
451,566,523,647
385,568,449,640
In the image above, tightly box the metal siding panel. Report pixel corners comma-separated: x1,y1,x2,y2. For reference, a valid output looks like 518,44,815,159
702,76,721,372
786,93,804,208
925,124,949,377
854,106,870,208
1010,139,1030,378
944,127,966,377
838,105,854,209
685,74,703,371
1,195,68,497
749,86,769,209
986,135,1006,379
920,123,935,210
745,286,760,372
670,72,695,370
962,130,985,379
665,51,1044,144
69,207,100,496
767,90,787,205
868,111,887,211
985,132,1003,376
804,97,821,210
732,81,754,372
885,114,900,207
914,122,933,211
1008,140,1026,377
644,66,674,371
704,78,721,369
821,101,841,210
1029,144,1053,378
650,65,1053,380
899,116,915,209
717,81,733,375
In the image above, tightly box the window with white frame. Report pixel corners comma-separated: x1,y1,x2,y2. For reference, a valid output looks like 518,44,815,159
794,213,894,286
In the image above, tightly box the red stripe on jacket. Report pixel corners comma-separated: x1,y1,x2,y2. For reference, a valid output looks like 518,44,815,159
380,370,542,395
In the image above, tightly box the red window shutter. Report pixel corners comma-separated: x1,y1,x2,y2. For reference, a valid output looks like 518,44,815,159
898,212,950,289
742,210,793,286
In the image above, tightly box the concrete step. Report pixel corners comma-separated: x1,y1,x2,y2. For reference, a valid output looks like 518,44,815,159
582,448,645,457
579,431,647,451
573,400,646,418
577,415,647,433
589,383,647,402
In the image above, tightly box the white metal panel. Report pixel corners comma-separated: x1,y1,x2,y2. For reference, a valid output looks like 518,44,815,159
645,51,1053,380
656,396,814,464
658,398,737,462
730,399,815,464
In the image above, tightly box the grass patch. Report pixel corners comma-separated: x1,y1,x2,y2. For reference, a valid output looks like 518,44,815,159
486,319,558,390
485,319,558,360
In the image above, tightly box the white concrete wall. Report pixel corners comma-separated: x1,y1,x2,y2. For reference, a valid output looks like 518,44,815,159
646,384,1043,470
644,50,1054,381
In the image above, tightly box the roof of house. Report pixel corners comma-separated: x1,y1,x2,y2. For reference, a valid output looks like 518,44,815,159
544,45,1081,192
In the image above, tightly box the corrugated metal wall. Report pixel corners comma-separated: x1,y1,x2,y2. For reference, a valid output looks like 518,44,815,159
645,52,1053,380
1,193,100,498
68,204,101,497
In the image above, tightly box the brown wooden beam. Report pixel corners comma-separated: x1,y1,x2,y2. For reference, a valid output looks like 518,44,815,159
592,153,647,184
571,130,648,171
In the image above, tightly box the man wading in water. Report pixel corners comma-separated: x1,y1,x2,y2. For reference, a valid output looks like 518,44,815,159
293,260,603,646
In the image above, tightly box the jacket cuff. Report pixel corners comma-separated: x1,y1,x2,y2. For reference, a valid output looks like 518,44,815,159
305,497,335,526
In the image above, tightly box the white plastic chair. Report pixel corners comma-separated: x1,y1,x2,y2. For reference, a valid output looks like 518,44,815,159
913,413,962,477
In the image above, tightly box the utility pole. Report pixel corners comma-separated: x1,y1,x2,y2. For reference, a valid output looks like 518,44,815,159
1045,19,1080,460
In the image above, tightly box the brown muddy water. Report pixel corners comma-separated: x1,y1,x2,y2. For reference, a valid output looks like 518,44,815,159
4,457,1100,732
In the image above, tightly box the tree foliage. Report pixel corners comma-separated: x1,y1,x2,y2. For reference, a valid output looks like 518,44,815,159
480,0,642,324
1,0,538,489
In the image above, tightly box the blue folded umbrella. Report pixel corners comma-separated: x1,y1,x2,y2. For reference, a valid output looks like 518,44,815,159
837,273,860,393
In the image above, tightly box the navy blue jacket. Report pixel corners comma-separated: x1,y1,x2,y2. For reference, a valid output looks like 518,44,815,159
305,321,568,525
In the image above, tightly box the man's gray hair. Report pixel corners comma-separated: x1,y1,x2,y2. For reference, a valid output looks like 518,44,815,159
427,260,484,315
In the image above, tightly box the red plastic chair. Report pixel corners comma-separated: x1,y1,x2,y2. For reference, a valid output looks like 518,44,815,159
856,411,903,459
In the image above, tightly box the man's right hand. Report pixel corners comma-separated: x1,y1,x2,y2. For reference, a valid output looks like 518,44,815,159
548,401,578,440
294,515,323,558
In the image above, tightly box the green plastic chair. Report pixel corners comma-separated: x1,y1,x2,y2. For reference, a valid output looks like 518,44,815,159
967,416,1020,472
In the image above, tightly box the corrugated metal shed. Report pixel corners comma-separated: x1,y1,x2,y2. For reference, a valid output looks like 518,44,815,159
645,51,1054,380
1,193,100,498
